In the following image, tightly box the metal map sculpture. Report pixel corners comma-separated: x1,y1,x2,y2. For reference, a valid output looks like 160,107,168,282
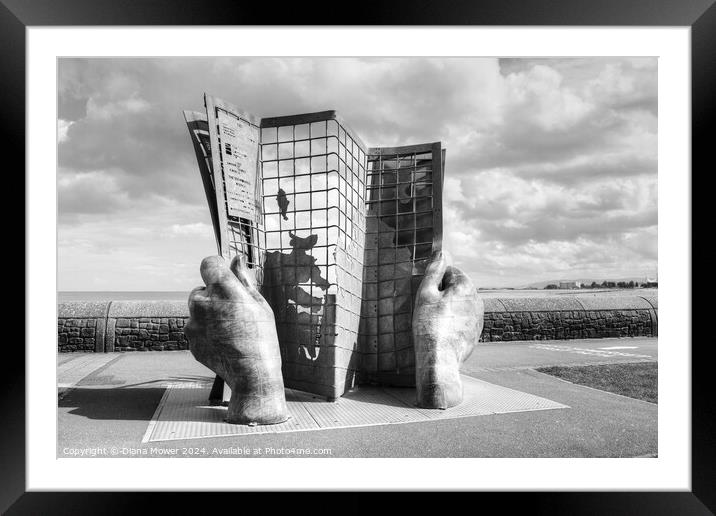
183,95,484,423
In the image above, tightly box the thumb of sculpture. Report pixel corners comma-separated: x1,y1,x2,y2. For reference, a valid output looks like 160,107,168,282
185,255,289,425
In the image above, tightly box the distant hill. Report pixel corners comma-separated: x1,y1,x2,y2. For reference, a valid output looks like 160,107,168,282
520,277,651,289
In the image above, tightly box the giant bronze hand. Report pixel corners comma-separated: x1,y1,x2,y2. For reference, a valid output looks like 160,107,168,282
412,251,484,409
185,255,289,425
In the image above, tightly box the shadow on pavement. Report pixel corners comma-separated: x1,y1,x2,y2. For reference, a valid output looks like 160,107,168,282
59,374,423,422
59,387,165,421
58,376,209,421
291,386,418,410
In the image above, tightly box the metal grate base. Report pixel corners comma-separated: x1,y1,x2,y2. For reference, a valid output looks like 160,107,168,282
143,376,568,443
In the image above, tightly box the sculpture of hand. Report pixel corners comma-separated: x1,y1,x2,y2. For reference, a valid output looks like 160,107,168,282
412,251,484,409
185,255,289,425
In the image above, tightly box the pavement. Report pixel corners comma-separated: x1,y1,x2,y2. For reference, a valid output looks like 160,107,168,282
57,337,657,458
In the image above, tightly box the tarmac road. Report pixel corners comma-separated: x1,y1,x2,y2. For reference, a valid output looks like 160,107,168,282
57,338,658,458
464,337,657,373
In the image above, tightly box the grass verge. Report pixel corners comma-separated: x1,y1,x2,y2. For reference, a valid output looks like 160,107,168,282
536,362,657,403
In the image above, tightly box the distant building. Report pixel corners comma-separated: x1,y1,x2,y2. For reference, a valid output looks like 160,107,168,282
559,280,581,289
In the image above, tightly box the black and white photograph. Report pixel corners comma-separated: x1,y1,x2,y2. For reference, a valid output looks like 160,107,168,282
56,55,660,459
7,12,701,505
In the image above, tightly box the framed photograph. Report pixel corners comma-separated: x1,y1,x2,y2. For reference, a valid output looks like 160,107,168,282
7,0,707,512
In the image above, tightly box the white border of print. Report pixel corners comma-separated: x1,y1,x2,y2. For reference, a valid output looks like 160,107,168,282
29,27,690,491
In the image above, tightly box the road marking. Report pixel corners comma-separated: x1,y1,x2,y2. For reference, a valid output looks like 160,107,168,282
599,346,639,350
465,358,656,372
57,353,122,396
529,344,652,359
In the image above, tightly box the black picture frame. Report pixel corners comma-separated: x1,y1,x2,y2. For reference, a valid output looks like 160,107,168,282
4,0,708,513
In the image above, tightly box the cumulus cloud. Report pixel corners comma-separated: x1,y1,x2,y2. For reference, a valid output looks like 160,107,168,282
58,169,129,215
57,119,73,143
170,222,213,236
58,56,657,290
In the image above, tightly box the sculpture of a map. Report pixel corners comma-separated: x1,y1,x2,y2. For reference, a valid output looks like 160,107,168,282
184,95,444,399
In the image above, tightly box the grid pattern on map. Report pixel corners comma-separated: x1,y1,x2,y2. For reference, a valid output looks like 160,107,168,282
359,145,442,384
225,219,263,275
259,117,367,395
204,96,264,274
190,97,446,397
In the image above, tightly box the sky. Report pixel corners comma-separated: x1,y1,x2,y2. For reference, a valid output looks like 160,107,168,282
57,57,657,291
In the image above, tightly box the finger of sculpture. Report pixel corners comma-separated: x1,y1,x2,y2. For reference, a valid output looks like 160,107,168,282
229,253,257,291
416,250,449,303
185,255,289,425
442,265,472,296
197,255,253,302
413,250,484,409
229,254,275,312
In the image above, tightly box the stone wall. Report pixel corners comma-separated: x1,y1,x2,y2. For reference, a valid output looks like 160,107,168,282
113,316,188,351
57,301,109,353
58,300,190,353
480,295,657,342
57,318,100,352
57,293,657,352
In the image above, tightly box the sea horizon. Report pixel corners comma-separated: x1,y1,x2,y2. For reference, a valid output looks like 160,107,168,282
58,287,657,303
57,291,191,302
